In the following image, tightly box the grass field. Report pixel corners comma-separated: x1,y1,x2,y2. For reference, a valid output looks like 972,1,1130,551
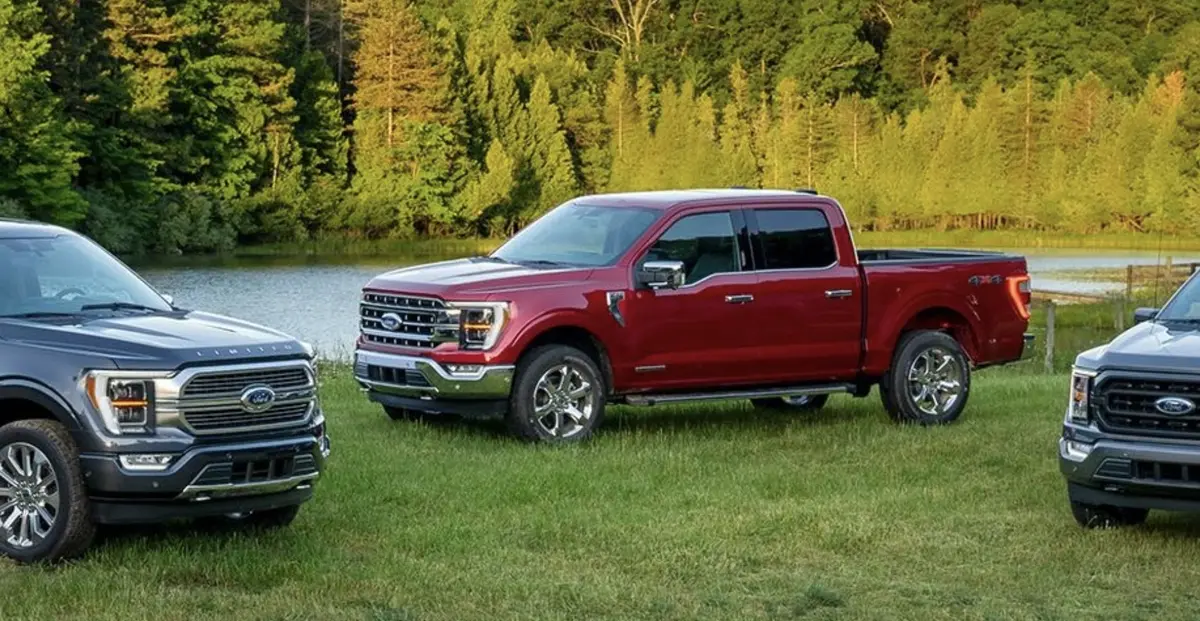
4,367,1200,620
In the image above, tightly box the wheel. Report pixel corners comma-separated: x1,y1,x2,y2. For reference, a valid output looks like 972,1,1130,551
208,505,302,531
0,419,96,564
507,345,606,443
1070,501,1148,529
880,330,971,424
750,395,830,411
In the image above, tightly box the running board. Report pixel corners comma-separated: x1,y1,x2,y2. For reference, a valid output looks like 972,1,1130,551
622,383,855,407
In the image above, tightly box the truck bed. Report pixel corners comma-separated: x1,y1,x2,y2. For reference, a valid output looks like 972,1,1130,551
856,248,1030,375
857,248,1022,264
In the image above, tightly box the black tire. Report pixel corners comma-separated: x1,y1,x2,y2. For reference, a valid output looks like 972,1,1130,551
208,505,302,531
750,395,830,411
0,419,96,564
1070,501,1148,529
507,345,606,444
880,330,971,425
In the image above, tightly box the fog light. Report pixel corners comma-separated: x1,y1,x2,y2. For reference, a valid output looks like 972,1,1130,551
1060,438,1093,462
447,364,484,375
119,454,175,472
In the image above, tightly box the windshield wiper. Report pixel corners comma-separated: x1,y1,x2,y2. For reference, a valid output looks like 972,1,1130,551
517,259,571,268
1,312,79,319
79,302,163,313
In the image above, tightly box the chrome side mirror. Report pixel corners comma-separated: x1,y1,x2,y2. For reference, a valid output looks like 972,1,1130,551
638,260,686,290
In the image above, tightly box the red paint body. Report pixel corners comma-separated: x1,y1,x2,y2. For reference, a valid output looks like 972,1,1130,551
359,191,1031,395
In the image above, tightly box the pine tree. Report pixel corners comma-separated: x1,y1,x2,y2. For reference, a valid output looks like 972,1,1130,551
0,0,84,224
524,74,578,223
719,61,758,186
603,58,640,190
347,0,442,148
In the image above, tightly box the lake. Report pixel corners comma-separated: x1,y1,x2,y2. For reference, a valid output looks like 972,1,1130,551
134,248,1200,360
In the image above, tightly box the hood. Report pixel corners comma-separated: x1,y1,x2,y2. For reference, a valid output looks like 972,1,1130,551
0,310,308,370
1077,321,1200,375
365,257,595,298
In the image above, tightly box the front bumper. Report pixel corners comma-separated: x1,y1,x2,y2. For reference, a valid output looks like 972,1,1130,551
81,429,331,525
1059,429,1200,511
354,349,514,417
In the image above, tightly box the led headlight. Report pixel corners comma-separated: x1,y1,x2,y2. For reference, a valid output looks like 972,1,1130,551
1067,368,1096,423
446,302,510,351
84,371,171,435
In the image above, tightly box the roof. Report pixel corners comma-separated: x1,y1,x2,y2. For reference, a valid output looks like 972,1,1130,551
0,218,70,239
573,188,821,210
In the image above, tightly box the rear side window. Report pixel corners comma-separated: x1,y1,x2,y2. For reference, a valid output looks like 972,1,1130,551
642,211,741,284
752,209,837,270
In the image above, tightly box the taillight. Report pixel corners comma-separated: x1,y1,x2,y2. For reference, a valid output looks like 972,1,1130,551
1007,275,1032,319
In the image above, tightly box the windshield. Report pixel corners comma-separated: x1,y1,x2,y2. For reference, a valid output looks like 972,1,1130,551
1157,274,1200,322
0,234,172,318
491,202,660,267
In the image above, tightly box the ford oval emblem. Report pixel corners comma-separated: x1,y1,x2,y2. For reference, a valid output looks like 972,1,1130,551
240,385,276,413
1155,396,1196,416
380,312,402,331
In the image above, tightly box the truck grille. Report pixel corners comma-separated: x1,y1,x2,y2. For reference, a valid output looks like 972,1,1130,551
171,363,316,436
360,293,454,349
1097,377,1200,438
182,367,310,398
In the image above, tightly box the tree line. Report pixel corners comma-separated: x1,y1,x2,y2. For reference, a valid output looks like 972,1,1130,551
0,0,1198,254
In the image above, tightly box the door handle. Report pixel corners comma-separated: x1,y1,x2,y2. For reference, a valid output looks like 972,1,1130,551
825,289,853,299
725,294,754,304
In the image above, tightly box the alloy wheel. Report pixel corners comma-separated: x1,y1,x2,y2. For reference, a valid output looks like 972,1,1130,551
0,442,60,550
906,347,964,417
532,363,596,438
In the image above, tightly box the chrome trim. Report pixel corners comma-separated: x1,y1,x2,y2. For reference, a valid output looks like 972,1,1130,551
154,360,317,436
178,472,319,501
361,327,434,341
354,349,515,399
606,291,626,327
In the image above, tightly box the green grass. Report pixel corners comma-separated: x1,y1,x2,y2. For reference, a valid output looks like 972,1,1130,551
5,368,1200,620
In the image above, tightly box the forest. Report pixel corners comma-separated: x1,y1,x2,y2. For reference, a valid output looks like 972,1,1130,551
0,0,1198,254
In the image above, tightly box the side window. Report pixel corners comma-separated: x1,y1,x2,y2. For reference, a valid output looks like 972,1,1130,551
643,211,741,284
753,209,837,270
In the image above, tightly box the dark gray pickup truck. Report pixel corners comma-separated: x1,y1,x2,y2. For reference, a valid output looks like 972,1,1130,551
1061,270,1200,527
0,219,330,563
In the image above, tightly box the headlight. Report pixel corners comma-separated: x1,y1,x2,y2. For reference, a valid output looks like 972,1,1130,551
84,371,171,435
446,302,510,350
1067,368,1096,423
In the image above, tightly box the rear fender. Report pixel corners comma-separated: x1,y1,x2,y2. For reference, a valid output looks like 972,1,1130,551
866,296,984,376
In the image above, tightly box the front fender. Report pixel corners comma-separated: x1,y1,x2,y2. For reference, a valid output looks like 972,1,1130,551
0,378,85,431
504,309,623,363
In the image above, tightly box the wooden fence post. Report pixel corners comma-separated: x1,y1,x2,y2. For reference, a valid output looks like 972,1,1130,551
1044,301,1056,374
1126,264,1134,300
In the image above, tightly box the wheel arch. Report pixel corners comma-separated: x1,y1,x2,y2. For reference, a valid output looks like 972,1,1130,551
893,306,980,364
515,325,614,396
0,380,82,431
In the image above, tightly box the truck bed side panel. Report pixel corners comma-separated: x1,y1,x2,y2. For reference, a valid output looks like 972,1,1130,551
860,258,1029,376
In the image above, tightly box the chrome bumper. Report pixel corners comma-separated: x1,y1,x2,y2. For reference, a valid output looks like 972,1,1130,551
353,349,514,399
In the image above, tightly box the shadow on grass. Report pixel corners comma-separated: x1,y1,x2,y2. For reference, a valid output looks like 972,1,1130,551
396,398,873,442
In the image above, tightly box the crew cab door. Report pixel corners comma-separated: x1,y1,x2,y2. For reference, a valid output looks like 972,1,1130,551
743,205,864,383
621,207,762,391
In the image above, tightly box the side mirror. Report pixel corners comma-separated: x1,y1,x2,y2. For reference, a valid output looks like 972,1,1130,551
1133,307,1158,325
638,260,686,290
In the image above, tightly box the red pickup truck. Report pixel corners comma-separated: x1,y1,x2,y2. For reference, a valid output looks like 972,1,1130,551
354,189,1033,443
